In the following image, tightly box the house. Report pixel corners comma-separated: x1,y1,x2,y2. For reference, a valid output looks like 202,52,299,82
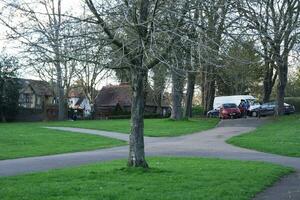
18,79,56,109
68,87,92,117
16,78,58,121
94,83,170,118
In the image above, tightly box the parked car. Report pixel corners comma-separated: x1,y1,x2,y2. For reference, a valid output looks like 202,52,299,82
214,95,256,109
250,101,295,117
207,108,220,118
257,102,274,116
219,103,241,119
247,101,262,117
284,103,296,114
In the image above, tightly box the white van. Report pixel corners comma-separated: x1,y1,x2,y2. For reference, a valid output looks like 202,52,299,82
213,95,256,109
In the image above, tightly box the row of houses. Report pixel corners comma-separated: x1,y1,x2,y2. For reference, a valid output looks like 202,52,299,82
16,78,170,121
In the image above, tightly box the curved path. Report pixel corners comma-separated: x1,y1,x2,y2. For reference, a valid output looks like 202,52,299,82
0,118,299,199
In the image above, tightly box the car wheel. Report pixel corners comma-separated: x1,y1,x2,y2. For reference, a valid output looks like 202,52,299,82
252,111,258,117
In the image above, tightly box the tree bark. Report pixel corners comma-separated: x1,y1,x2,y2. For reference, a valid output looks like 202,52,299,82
184,72,196,118
55,60,66,121
1,114,6,122
170,68,184,120
263,65,274,103
203,65,216,114
128,68,148,168
153,65,167,116
262,50,278,103
276,59,288,115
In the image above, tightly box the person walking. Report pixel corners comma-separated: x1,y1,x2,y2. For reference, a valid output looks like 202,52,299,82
239,100,248,118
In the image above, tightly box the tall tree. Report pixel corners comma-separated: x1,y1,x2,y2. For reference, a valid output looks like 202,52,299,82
237,0,300,114
199,0,232,114
168,1,190,120
85,0,178,167
184,1,200,118
1,0,70,120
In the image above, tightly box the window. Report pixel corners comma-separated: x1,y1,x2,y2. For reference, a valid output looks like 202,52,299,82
36,96,41,105
25,94,31,103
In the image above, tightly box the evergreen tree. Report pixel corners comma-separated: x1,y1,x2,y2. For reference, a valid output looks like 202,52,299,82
0,55,20,122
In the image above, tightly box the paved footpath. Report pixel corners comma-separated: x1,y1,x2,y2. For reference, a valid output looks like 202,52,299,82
0,118,299,199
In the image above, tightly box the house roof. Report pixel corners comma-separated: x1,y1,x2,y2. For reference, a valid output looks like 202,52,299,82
17,78,54,96
95,83,169,107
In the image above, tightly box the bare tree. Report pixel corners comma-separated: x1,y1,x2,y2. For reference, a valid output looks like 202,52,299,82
0,0,72,120
198,0,233,114
237,0,300,114
85,0,178,168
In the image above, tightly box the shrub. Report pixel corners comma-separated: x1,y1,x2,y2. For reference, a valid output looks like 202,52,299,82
192,105,205,116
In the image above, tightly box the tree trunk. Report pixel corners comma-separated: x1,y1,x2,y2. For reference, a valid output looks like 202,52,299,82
1,113,6,122
184,72,196,118
170,68,184,120
56,63,66,121
263,61,277,103
200,70,205,107
203,65,216,114
276,62,288,115
154,91,163,115
153,65,167,116
128,68,148,168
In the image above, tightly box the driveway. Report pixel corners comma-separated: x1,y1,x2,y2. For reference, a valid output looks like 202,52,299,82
0,118,299,199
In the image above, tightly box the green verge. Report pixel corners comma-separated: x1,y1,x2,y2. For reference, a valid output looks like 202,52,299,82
0,123,126,160
227,115,300,157
47,118,219,137
0,157,292,200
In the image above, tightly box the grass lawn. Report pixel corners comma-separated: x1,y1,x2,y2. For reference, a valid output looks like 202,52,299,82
0,123,126,160
47,118,219,137
0,157,292,200
227,115,300,157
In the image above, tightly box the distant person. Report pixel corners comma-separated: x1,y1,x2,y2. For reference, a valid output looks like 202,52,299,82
239,100,247,118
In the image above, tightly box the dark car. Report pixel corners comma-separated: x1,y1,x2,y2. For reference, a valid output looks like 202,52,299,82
259,102,275,116
207,108,220,118
259,102,295,116
219,103,241,119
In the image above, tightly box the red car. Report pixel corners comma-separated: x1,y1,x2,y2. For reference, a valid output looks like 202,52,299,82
219,103,241,119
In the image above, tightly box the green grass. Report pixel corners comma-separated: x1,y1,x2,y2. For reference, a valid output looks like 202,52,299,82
0,157,292,200
47,118,219,137
0,123,126,160
227,115,300,157
0,118,218,160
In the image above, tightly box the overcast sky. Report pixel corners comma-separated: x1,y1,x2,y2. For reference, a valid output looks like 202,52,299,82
0,0,119,89
0,1,299,89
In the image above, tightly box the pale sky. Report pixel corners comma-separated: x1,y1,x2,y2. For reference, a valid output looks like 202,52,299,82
0,0,119,89
0,0,299,89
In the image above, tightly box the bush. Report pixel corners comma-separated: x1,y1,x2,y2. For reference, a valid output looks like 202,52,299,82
192,105,205,116
285,97,300,113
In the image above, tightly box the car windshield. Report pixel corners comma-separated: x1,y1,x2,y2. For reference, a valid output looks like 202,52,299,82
248,100,260,106
263,102,276,106
223,103,237,108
